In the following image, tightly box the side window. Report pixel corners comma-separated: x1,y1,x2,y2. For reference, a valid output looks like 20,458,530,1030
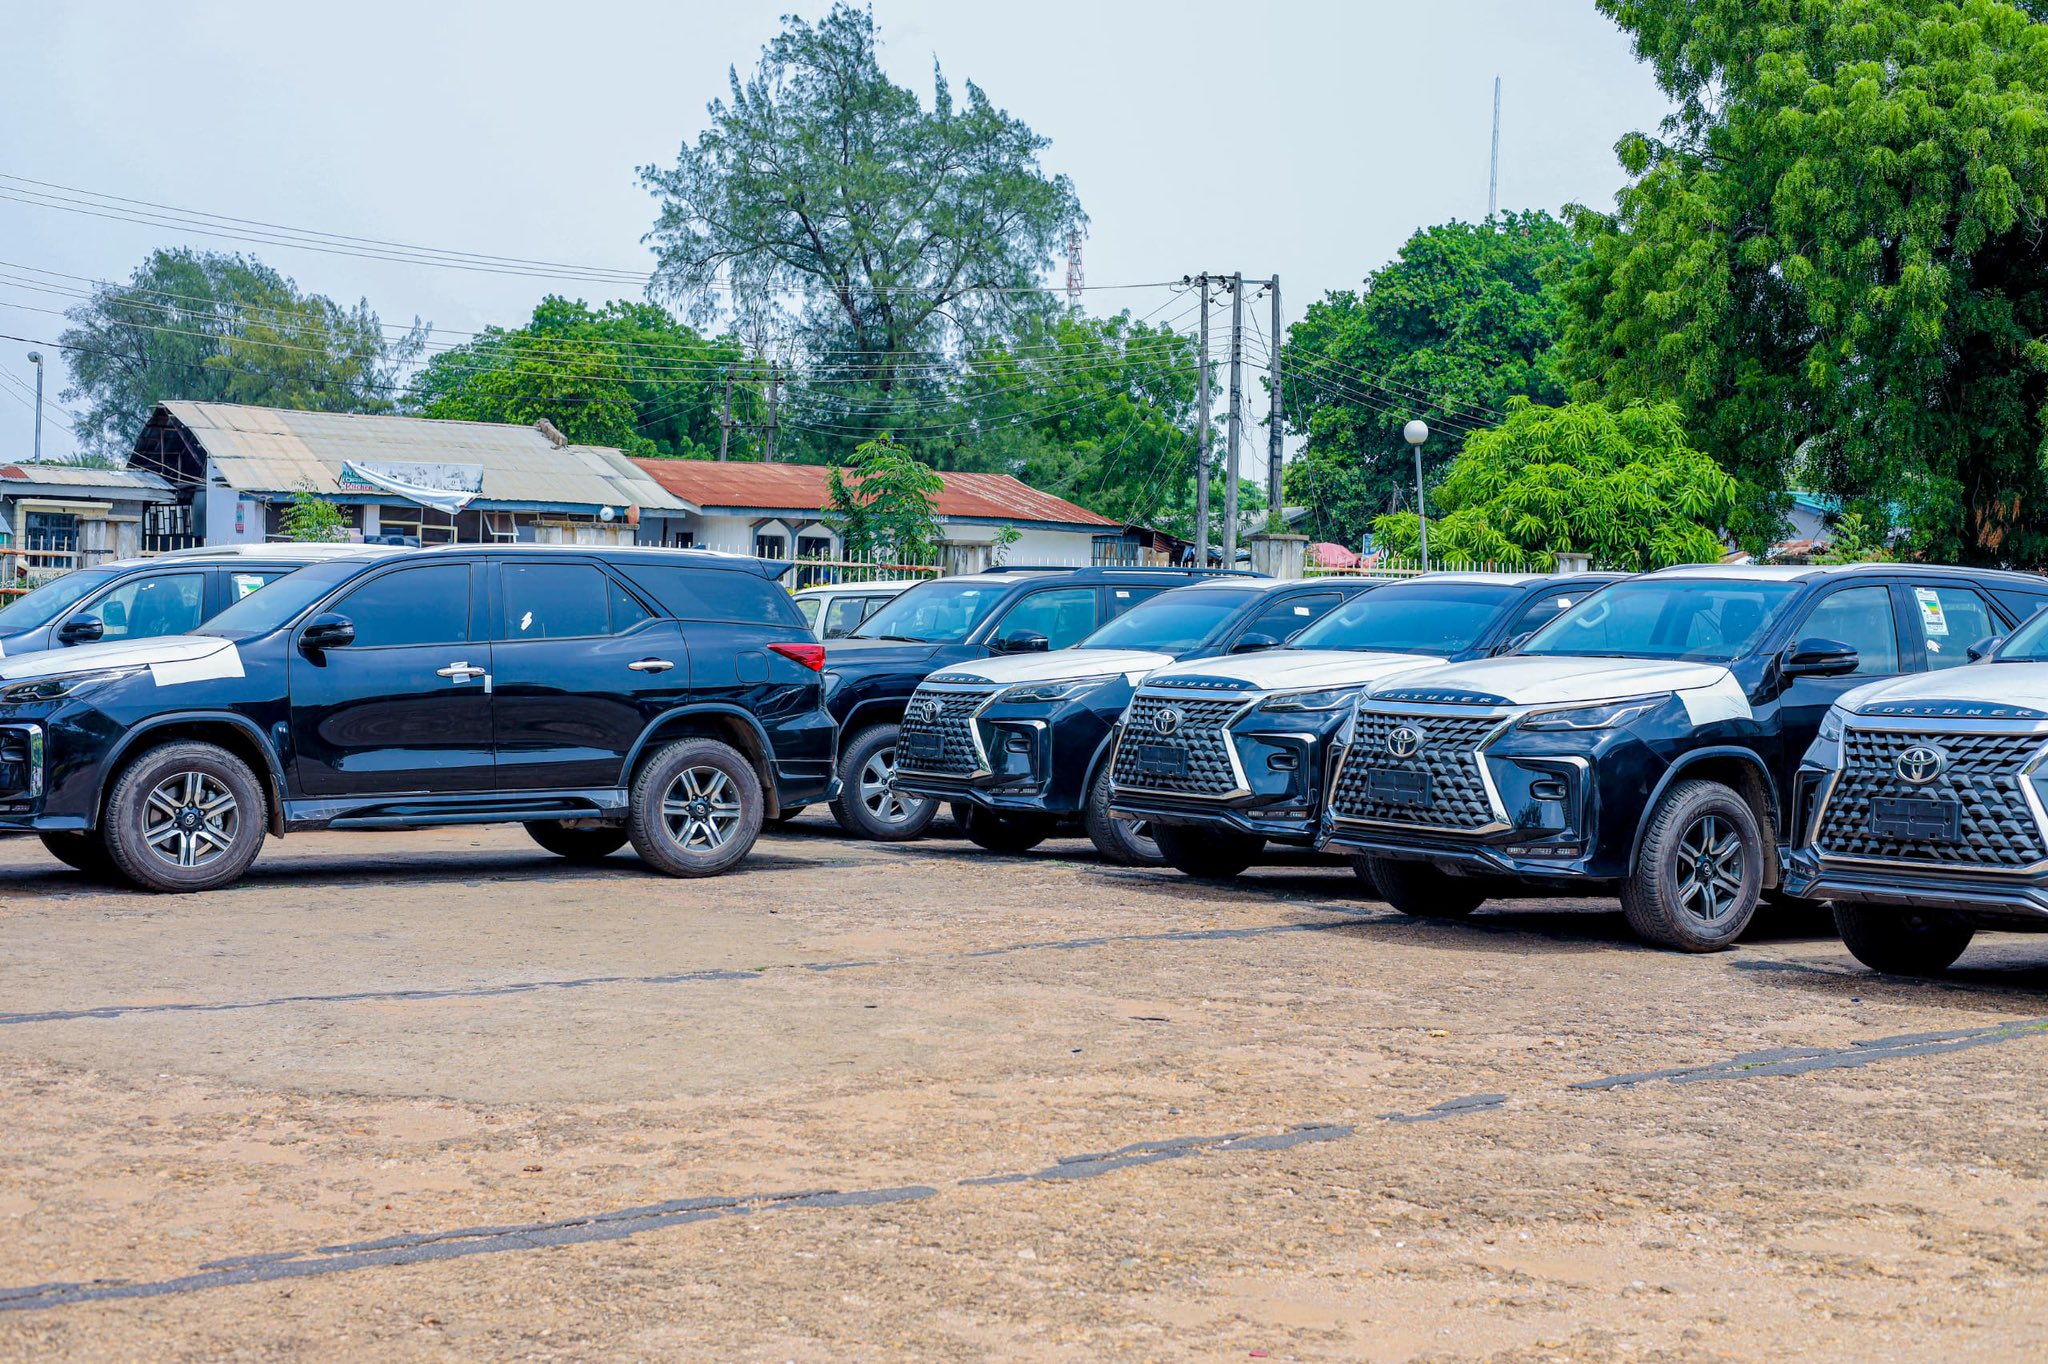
795,597,822,630
858,594,893,624
94,572,207,640
620,565,806,628
1244,592,1342,641
1508,590,1592,639
500,563,610,640
609,577,655,633
229,570,285,602
332,565,471,648
1910,585,1997,671
822,596,868,638
1106,586,1165,620
993,587,1099,649
1796,585,1900,676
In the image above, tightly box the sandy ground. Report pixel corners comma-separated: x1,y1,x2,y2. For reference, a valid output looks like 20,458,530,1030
0,815,2045,1361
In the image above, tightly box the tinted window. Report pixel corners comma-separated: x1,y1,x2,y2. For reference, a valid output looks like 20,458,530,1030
1243,591,1343,641
611,578,654,633
229,570,286,602
332,565,471,648
853,581,1008,642
1523,578,1802,663
0,567,117,631
201,560,367,639
1079,587,1253,653
1507,588,1595,639
1289,582,1522,655
95,572,206,640
619,564,801,627
994,587,1099,650
1996,602,2048,661
1104,584,1168,619
1796,586,1899,676
795,596,822,629
501,563,609,640
823,596,868,638
1909,585,1996,671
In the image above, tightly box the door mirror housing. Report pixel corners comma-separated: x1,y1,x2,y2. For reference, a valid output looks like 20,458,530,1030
996,628,1051,654
299,613,357,651
1230,632,1283,655
56,615,103,645
1968,634,2007,662
1783,636,1859,678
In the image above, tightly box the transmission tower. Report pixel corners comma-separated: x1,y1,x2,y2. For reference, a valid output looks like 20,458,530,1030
1065,225,1084,308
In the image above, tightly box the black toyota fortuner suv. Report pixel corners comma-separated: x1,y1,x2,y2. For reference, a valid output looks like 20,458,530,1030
890,575,1382,862
0,546,837,892
1321,563,2048,951
818,565,1251,840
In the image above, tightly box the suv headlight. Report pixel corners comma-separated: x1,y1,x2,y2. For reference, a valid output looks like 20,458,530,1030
1259,687,1355,713
1519,695,1668,732
0,666,147,705
1817,706,1845,743
996,675,1115,705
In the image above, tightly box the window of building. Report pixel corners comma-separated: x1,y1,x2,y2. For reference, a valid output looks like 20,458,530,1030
755,533,788,558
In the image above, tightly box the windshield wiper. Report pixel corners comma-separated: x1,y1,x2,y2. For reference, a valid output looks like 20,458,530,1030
864,633,928,643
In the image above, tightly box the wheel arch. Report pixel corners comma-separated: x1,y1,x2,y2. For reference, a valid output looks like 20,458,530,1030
1631,747,1781,889
839,697,907,738
96,712,286,837
626,704,779,810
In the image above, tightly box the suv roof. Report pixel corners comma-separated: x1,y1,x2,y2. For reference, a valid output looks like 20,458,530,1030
113,543,402,568
1649,561,2048,588
933,566,1260,587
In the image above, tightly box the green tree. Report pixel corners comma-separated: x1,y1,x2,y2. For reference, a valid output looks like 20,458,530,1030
1281,212,1584,546
408,297,739,456
1565,0,2048,563
281,482,347,543
640,2,1081,444
1368,400,1735,571
825,434,945,563
59,249,424,458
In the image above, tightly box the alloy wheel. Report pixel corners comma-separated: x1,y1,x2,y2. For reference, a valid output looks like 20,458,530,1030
1675,813,1746,926
661,766,744,851
858,746,923,827
142,771,240,870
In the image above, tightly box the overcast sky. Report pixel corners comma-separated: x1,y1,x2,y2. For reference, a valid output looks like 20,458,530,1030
0,0,1670,463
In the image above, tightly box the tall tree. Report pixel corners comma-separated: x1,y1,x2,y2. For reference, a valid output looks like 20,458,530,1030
408,297,739,456
1280,212,1583,547
58,249,422,458
639,2,1082,447
1566,0,2048,563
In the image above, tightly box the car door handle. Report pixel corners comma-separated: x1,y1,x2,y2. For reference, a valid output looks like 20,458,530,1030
627,658,675,673
436,661,486,681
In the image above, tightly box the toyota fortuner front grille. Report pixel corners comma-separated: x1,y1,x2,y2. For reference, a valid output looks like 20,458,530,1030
1815,726,2048,870
1329,708,1506,831
1112,692,1251,798
897,688,989,777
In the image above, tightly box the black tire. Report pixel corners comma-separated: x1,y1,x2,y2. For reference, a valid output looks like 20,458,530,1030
1150,822,1263,880
626,738,765,878
40,831,119,880
1082,764,1163,866
1369,857,1485,918
1620,779,1762,952
768,806,808,825
828,724,938,841
960,806,1056,854
101,741,267,893
523,821,629,862
1347,854,1381,899
1833,903,1976,976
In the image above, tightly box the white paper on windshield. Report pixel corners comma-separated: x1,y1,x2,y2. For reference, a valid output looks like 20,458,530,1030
1914,587,1949,636
151,645,245,687
1679,673,1751,726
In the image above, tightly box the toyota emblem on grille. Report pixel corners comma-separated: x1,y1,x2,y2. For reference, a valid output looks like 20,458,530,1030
1385,725,1425,759
1153,706,1185,736
909,698,939,725
1894,744,1947,784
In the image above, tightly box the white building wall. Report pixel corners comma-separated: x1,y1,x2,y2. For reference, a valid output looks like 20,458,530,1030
202,464,266,545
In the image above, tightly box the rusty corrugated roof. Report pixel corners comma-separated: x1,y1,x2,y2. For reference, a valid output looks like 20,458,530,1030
631,459,1116,528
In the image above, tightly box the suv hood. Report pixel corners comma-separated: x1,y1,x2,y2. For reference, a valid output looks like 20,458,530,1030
1146,648,1442,693
823,638,944,668
1837,664,2048,714
0,634,245,685
929,648,1171,686
1376,655,1735,707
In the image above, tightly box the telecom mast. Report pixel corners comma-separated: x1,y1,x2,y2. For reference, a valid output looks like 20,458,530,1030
1065,226,1084,308
1487,77,1501,219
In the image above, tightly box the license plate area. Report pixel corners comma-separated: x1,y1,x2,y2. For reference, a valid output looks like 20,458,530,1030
899,731,945,767
1367,767,1432,807
1134,743,1188,778
1871,795,1960,841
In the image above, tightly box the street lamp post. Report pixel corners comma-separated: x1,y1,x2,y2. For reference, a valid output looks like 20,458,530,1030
25,352,43,462
1403,419,1430,572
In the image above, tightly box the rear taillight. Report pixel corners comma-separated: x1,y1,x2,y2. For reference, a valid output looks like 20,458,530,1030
769,641,827,671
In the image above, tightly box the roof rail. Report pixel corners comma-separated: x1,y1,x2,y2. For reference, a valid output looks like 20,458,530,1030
978,565,1264,577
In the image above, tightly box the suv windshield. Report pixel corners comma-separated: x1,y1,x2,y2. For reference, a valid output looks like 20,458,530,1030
0,567,119,632
1522,578,1801,662
1078,588,1248,653
198,560,363,639
1288,582,1520,655
1996,606,2048,662
851,580,1008,643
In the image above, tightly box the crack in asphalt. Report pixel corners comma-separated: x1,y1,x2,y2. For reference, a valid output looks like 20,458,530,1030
1569,1017,2048,1089
0,921,1359,1028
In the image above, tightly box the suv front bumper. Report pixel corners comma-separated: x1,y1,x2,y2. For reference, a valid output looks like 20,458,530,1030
1784,847,2048,924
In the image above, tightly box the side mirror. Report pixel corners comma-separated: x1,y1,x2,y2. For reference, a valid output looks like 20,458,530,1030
56,615,103,645
1230,632,1283,655
1968,634,2006,662
1783,636,1859,678
1492,630,1535,657
299,613,357,651
997,629,1051,654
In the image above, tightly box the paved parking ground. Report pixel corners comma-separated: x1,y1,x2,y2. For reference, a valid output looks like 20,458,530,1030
1,817,2045,1360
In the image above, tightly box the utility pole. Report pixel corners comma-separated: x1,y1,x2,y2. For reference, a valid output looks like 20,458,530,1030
1266,277,1282,524
1224,272,1244,566
1194,275,1212,567
26,352,43,462
718,365,733,461
763,362,780,464
1488,76,1502,220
